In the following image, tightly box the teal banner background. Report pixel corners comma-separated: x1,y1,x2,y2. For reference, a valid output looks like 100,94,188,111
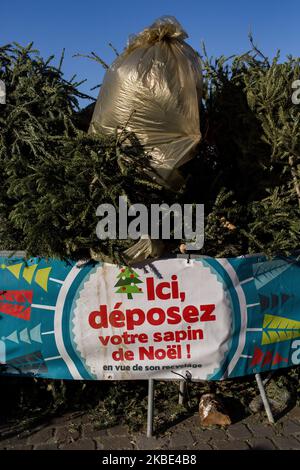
0,254,299,380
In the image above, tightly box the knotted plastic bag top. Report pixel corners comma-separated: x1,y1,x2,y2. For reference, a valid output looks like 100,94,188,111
126,16,188,53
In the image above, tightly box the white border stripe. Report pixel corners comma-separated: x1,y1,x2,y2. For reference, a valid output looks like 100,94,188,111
218,259,248,379
50,277,64,285
54,266,84,379
45,355,62,361
32,304,55,311
240,277,254,285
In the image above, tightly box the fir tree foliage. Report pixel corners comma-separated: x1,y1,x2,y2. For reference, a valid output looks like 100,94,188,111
0,40,299,261
192,39,300,257
0,43,170,263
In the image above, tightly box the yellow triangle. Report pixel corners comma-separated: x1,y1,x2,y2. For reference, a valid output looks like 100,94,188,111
35,267,52,292
6,263,23,279
23,264,38,284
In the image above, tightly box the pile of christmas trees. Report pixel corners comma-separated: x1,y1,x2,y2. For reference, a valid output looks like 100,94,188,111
0,43,172,263
0,40,299,262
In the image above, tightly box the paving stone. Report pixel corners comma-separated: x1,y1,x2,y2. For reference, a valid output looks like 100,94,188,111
50,412,82,427
172,422,192,432
66,416,84,426
169,431,194,449
34,443,59,450
213,440,250,450
190,429,216,442
0,438,15,449
272,436,300,450
54,426,69,442
227,424,252,440
287,407,300,422
241,413,259,424
99,435,134,450
282,420,300,435
204,428,228,441
169,445,189,450
95,440,104,450
60,439,95,450
27,427,54,444
68,429,81,441
247,423,278,438
55,426,80,443
135,435,169,450
8,444,33,450
2,407,300,452
107,424,128,437
190,442,213,450
18,431,32,440
49,416,69,427
187,415,201,427
248,438,276,450
82,424,108,439
49,413,78,427
169,420,195,433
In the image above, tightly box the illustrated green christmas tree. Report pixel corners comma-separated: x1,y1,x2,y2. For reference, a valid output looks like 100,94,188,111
115,267,143,299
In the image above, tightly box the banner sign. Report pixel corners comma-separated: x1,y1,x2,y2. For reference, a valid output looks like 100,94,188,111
0,254,300,381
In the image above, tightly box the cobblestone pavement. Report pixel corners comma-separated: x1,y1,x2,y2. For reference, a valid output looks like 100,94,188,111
1,407,300,451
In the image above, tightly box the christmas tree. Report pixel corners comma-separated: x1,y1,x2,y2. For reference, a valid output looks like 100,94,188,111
0,40,299,262
115,267,143,299
0,43,170,264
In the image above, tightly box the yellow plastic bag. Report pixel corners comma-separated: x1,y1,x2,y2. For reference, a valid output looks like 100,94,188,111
89,16,202,186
